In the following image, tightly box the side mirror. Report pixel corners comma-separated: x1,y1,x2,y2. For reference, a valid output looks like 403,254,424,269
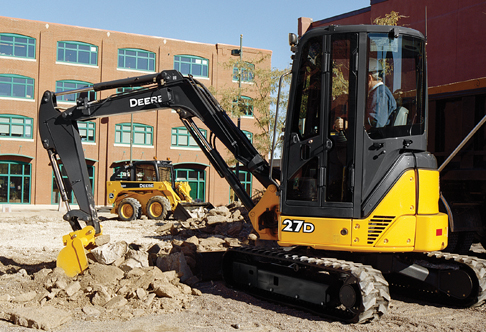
289,33,298,53
289,33,298,47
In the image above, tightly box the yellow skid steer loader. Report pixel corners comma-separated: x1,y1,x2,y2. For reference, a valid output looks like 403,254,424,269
107,159,212,221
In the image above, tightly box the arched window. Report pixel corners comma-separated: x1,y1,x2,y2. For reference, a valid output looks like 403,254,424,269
0,33,36,59
57,41,98,66
0,161,31,203
118,48,155,72
174,168,206,201
174,55,209,77
232,96,254,116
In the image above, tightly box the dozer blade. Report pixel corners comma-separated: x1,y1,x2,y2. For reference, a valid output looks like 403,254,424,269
57,226,98,277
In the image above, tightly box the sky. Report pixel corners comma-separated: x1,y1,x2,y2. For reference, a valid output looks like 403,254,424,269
1,0,371,70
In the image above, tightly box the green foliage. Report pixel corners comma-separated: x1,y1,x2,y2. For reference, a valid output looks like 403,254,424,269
209,53,291,164
372,11,406,80
373,11,407,26
332,62,349,99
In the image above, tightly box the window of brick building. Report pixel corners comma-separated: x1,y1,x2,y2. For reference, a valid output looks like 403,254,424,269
0,115,33,139
171,126,207,149
0,74,34,99
78,121,96,143
175,168,206,201
55,80,96,103
0,33,36,59
0,161,31,204
118,48,155,72
242,130,253,142
232,96,254,117
229,169,252,202
233,62,254,82
51,164,94,204
117,86,142,93
115,123,153,146
57,41,98,66
174,55,209,78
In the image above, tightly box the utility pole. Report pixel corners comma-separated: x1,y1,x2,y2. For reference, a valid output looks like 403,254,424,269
231,34,243,201
130,114,133,163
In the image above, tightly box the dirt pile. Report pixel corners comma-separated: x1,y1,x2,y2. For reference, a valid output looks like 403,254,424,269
0,202,254,330
2,204,486,331
154,203,253,240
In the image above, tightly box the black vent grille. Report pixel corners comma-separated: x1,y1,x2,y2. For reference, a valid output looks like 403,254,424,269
367,216,394,244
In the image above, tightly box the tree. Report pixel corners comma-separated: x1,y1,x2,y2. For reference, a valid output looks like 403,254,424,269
373,11,407,26
210,54,291,164
372,11,407,77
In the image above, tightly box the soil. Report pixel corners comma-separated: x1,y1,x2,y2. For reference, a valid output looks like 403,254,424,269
1,206,486,332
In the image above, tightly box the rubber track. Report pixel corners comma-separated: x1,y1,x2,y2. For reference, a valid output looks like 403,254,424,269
226,247,391,323
427,251,486,307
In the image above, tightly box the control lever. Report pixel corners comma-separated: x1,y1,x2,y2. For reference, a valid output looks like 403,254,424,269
370,142,384,150
403,139,413,148
373,150,386,160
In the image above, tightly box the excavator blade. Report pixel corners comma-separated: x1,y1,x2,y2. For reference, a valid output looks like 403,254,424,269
57,226,98,277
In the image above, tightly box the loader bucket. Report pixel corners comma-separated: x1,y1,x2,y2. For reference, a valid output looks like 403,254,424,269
173,202,214,221
57,226,98,277
173,203,193,221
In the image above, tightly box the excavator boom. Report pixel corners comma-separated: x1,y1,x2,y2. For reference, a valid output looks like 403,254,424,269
39,70,278,232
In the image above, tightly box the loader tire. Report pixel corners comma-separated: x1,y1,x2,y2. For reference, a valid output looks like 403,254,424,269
146,196,171,220
118,197,142,221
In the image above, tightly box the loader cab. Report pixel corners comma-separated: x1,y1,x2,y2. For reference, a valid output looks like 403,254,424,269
282,25,428,219
110,160,176,188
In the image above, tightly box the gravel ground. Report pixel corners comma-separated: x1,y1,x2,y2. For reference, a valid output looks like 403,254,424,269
1,206,486,331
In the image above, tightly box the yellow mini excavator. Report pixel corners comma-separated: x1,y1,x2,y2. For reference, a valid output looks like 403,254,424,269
39,24,486,323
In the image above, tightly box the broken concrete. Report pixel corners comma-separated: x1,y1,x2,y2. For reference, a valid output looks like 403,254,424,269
88,263,125,286
12,290,37,303
103,295,128,309
156,251,193,282
90,241,128,265
0,306,71,330
0,202,256,330
152,280,180,298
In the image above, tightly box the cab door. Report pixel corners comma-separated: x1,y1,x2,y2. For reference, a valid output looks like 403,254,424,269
282,31,358,219
284,34,327,211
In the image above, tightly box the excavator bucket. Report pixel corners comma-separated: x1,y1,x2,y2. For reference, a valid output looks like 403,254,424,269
57,226,98,277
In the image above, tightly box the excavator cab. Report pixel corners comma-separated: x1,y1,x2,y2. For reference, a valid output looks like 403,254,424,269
279,25,446,251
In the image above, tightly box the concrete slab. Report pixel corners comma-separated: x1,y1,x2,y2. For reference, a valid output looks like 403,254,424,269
0,306,71,330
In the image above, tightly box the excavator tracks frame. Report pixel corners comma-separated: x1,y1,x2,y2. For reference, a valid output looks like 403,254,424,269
222,246,390,323
386,251,486,307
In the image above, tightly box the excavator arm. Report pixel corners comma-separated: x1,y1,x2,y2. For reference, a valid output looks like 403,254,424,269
39,70,278,235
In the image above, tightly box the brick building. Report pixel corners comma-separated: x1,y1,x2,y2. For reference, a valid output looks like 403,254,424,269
0,16,271,207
